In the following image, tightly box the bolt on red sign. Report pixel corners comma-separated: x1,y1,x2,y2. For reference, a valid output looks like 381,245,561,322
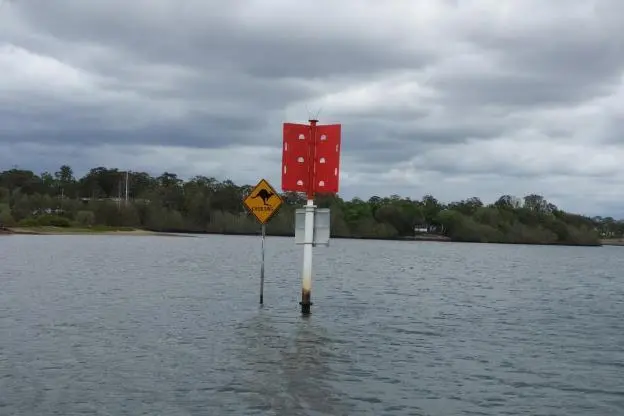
281,122,341,196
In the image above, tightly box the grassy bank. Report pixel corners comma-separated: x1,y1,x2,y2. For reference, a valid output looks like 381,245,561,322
601,238,624,246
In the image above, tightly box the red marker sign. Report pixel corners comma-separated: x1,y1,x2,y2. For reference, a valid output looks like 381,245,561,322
281,120,341,198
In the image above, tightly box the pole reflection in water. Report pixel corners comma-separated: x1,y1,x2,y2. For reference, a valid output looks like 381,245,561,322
226,311,353,415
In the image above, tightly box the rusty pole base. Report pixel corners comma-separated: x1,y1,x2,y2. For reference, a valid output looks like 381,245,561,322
299,301,313,315
300,290,312,315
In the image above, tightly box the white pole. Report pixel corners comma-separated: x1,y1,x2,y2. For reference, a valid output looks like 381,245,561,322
260,223,266,305
300,198,315,314
125,171,129,204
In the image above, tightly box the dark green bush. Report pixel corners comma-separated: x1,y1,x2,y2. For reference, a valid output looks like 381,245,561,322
19,215,71,227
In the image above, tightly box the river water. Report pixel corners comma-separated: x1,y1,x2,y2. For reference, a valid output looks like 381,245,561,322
0,234,623,415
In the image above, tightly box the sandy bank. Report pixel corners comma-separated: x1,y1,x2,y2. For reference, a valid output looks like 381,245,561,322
6,227,194,237
601,238,624,246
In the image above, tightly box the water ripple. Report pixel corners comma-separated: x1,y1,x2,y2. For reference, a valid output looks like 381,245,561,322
0,236,623,415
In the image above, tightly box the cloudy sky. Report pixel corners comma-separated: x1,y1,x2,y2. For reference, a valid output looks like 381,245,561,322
1,0,624,216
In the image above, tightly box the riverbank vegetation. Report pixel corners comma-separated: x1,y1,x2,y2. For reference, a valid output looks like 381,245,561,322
1,166,622,246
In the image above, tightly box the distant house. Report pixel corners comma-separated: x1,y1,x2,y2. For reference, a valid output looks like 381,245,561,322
79,197,152,205
31,208,64,216
414,224,428,233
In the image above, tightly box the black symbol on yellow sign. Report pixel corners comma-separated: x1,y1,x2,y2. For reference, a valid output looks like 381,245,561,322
251,189,274,206
243,179,283,224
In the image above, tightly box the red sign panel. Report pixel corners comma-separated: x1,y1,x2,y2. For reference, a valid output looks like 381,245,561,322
314,124,341,194
281,122,341,196
282,123,311,193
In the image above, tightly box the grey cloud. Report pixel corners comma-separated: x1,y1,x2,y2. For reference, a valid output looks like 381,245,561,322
337,112,515,167
12,1,433,79
431,3,624,110
597,115,624,145
431,71,613,108
0,142,87,175
0,104,264,148
2,0,624,215
419,157,620,180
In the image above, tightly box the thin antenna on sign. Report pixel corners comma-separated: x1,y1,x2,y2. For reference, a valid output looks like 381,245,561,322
125,171,129,205
305,103,313,121
314,106,323,121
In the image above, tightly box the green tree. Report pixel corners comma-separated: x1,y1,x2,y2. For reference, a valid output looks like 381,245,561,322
0,165,609,246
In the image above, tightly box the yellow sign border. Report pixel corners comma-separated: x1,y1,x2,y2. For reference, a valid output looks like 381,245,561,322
243,178,283,225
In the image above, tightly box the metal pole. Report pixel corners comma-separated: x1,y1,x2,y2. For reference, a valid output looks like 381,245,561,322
300,199,315,315
260,223,266,305
300,118,318,316
125,171,129,204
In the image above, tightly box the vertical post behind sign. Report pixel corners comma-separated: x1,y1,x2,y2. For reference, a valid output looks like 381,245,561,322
260,223,266,305
242,179,283,307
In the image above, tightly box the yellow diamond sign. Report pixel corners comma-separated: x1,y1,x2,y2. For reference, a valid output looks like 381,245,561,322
243,179,283,224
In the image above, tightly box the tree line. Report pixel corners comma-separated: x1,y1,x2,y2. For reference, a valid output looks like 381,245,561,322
1,165,622,246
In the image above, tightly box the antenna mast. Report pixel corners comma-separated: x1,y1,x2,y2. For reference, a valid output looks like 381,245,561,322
125,171,129,205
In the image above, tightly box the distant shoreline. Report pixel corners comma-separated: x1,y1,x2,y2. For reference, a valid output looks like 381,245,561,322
0,226,451,241
2,227,193,237
2,226,619,247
